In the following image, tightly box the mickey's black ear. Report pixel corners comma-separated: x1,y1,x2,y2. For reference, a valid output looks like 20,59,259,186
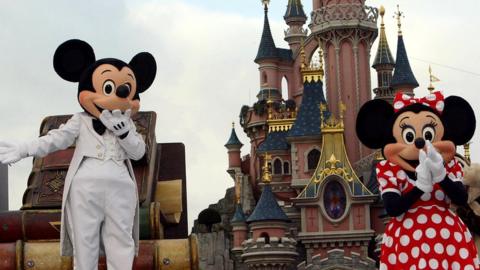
53,39,95,82
129,52,156,93
442,96,476,145
356,99,395,149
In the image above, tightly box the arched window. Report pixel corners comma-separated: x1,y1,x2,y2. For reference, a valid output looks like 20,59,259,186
281,76,288,100
283,161,290,175
262,71,268,84
307,149,321,170
273,158,282,175
260,232,270,244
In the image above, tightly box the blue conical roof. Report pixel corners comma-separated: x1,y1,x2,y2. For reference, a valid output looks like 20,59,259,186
231,203,246,223
391,35,418,89
284,0,307,20
255,6,279,63
225,127,243,148
247,185,289,223
288,80,328,137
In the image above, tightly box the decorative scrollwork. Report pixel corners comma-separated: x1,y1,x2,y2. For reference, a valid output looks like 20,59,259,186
311,4,378,26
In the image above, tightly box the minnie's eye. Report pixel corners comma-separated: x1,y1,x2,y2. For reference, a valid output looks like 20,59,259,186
103,80,115,96
402,127,415,144
423,126,435,142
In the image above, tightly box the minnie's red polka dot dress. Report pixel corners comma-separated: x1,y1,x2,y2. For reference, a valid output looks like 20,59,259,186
377,159,479,270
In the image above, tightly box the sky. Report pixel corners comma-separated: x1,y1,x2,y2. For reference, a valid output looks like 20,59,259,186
1,0,480,231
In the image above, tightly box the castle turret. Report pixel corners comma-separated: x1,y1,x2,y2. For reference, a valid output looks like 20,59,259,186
372,6,396,103
225,123,243,177
241,153,298,270
284,0,307,53
309,0,379,163
390,5,418,95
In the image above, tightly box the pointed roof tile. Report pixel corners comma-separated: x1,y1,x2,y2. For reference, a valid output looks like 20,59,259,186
231,203,247,223
390,35,419,89
225,126,243,148
247,185,289,223
255,5,279,63
284,0,307,21
372,17,395,68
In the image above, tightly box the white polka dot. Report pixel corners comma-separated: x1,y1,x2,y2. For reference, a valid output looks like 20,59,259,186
385,236,393,248
465,265,474,270
421,243,430,254
402,94,411,100
436,101,444,112
432,214,442,224
419,258,427,269
399,252,408,263
429,258,439,269
388,253,397,264
413,229,423,240
410,265,417,270
408,207,418,214
379,262,388,270
379,177,388,187
442,259,448,269
475,257,480,267
396,214,404,222
421,192,431,201
445,216,454,226
446,244,456,256
454,232,463,242
451,261,460,270
422,102,430,107
400,235,410,246
403,218,414,229
440,228,450,239
397,170,406,179
456,171,462,178
380,160,387,166
448,160,455,167
387,223,393,231
465,231,472,243
460,248,469,259
435,190,445,201
448,172,456,179
426,94,437,101
434,243,444,254
384,170,394,177
417,214,427,224
395,227,401,237
426,228,436,239
394,101,405,110
411,247,420,258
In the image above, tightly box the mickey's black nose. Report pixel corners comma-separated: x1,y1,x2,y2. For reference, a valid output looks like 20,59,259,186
116,84,130,98
414,138,425,149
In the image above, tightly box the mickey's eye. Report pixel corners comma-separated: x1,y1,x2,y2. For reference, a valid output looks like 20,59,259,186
402,127,415,144
423,126,435,142
103,80,115,96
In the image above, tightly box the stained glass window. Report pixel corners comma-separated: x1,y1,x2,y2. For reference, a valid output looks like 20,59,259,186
323,179,347,220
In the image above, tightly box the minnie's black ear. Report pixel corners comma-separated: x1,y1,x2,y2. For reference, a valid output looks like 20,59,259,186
129,52,156,93
356,99,395,149
53,39,95,82
441,96,476,145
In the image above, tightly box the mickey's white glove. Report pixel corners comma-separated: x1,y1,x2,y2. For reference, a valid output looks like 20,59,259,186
99,109,132,137
415,149,433,193
425,141,446,184
0,141,29,164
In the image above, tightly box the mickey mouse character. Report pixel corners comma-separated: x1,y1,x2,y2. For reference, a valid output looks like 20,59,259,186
0,39,156,270
356,92,479,270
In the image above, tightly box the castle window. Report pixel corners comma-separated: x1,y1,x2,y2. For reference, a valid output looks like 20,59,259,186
307,149,320,170
273,158,282,175
260,232,270,244
283,161,290,175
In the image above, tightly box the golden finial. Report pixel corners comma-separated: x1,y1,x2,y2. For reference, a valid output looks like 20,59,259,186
379,5,385,26
232,122,235,128
300,39,306,70
262,153,272,183
428,65,440,93
394,4,404,36
235,174,242,204
261,0,270,9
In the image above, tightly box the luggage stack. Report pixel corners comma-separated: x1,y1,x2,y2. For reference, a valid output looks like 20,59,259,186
0,112,198,269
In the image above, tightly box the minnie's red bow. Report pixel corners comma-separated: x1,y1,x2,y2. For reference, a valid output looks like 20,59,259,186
393,91,445,113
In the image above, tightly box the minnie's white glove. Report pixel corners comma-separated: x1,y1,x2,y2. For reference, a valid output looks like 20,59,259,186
415,149,433,193
0,141,29,164
425,141,446,184
99,109,132,137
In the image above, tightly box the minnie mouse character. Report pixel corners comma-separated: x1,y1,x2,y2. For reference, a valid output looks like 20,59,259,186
0,39,156,270
356,92,479,270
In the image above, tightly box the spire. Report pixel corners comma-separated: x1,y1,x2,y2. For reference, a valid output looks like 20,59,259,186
372,6,395,68
255,0,279,63
284,0,307,22
390,6,419,90
246,153,289,223
225,122,243,148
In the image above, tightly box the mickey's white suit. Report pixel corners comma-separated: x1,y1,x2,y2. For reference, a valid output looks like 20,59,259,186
21,111,144,270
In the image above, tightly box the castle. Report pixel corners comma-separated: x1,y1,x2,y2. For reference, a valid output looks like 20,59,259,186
193,0,436,269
